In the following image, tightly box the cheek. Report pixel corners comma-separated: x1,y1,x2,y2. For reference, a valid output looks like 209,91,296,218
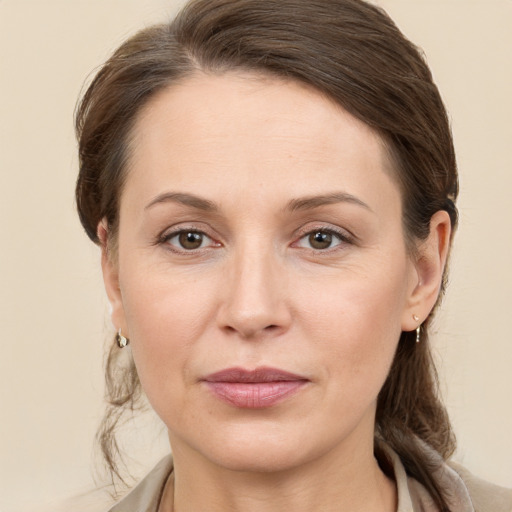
291,259,409,395
117,239,412,438
119,268,219,411
294,260,408,339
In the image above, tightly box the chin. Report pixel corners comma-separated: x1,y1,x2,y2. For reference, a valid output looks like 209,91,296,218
206,441,311,474
173,418,348,475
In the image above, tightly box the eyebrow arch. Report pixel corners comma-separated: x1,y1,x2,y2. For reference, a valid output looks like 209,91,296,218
145,192,219,212
286,192,373,213
144,191,372,214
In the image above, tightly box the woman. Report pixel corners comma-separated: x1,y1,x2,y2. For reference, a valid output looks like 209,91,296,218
75,0,511,510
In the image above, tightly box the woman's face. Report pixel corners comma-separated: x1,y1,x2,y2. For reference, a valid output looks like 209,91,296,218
103,73,438,473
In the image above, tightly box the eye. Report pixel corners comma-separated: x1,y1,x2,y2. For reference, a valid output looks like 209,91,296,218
296,229,345,250
163,230,215,251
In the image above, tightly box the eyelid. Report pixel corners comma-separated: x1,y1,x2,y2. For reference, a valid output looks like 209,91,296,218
294,223,355,242
154,222,355,253
292,223,355,251
157,224,222,252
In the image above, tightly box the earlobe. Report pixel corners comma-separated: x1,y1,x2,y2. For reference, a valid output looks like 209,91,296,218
98,220,127,335
402,210,452,332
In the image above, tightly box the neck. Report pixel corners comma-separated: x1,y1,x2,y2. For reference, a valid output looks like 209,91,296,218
163,437,396,512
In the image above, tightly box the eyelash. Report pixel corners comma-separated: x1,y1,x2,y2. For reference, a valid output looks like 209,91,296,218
158,227,219,253
157,225,354,254
293,226,353,252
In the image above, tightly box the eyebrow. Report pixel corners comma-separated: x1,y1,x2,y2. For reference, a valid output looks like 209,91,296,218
286,192,373,213
145,192,218,212
144,191,372,213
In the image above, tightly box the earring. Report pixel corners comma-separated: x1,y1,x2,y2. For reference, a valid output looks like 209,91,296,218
116,329,129,348
412,315,421,343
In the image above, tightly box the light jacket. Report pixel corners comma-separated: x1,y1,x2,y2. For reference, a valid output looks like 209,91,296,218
108,448,512,512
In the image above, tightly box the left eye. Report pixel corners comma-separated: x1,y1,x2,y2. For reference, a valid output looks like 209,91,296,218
296,230,344,250
165,230,213,250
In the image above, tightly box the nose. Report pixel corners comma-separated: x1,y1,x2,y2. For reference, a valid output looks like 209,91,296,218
216,244,292,340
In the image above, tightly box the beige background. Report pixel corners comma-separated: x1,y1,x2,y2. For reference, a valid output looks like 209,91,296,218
0,0,510,511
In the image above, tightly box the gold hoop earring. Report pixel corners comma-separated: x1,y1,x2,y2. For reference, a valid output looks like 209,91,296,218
116,329,129,348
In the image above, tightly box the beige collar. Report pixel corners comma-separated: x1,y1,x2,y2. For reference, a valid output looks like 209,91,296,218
109,447,479,512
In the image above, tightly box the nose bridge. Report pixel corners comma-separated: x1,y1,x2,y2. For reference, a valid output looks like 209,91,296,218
218,236,289,338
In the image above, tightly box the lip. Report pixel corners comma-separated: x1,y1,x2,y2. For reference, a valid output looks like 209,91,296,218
202,367,309,409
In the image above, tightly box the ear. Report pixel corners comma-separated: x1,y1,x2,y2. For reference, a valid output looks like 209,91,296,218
98,220,128,336
401,210,452,331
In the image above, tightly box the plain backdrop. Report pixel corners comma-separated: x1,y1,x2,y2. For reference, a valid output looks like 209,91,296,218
1,1,511,511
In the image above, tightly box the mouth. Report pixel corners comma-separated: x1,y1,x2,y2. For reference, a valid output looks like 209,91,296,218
202,367,309,409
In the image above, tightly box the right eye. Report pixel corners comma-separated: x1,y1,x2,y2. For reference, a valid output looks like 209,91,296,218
162,230,216,251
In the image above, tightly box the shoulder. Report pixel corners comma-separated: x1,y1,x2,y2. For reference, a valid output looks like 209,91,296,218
380,442,511,512
449,462,512,512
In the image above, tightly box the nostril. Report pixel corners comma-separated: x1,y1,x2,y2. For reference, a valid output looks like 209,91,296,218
222,323,281,338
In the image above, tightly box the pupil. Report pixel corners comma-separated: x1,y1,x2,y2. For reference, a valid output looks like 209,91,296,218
179,231,202,249
310,231,332,249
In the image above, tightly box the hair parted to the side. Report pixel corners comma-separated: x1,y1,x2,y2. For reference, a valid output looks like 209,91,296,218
76,0,458,509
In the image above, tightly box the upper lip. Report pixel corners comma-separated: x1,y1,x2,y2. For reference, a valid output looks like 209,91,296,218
203,366,308,383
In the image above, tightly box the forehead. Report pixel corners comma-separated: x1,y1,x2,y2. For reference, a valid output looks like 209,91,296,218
125,71,400,215
134,71,385,155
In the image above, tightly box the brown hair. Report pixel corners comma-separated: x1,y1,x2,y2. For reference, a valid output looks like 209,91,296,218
76,0,458,509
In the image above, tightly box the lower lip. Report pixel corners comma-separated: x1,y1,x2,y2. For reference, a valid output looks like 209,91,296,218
205,381,307,408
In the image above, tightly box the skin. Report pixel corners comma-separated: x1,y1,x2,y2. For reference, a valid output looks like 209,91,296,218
100,72,451,512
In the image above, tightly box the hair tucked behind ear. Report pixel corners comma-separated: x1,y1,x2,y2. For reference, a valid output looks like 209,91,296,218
76,0,458,508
